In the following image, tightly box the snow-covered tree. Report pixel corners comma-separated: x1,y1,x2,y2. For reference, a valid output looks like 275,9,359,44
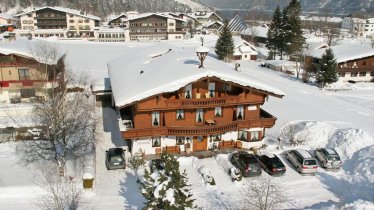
316,48,338,88
215,19,234,61
140,153,195,209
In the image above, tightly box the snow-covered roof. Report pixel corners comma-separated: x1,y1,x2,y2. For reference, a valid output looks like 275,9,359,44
108,14,127,23
108,44,284,108
0,13,14,20
189,12,222,21
309,43,374,63
127,13,185,22
300,16,342,23
16,6,101,21
202,21,223,28
240,25,268,38
296,149,313,158
233,37,257,52
0,38,65,65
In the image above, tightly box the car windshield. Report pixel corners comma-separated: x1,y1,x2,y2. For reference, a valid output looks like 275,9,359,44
304,159,317,165
271,159,284,168
328,156,340,161
110,155,123,163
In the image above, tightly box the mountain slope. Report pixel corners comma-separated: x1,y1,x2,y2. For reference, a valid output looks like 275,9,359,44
0,0,208,17
197,0,374,14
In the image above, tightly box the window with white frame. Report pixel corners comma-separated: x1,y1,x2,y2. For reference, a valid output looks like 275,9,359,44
210,134,221,141
152,137,161,147
238,130,247,141
152,111,160,126
176,109,184,119
215,107,222,117
176,136,185,145
196,109,204,123
237,106,244,120
250,131,261,141
208,82,215,97
185,84,192,98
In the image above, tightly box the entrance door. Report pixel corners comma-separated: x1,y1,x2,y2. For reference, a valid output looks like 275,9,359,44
193,136,207,151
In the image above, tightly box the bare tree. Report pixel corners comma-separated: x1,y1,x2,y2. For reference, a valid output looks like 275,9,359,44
241,178,289,210
34,164,89,210
128,148,146,173
16,41,96,176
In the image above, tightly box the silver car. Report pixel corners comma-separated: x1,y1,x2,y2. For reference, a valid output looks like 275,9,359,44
314,148,342,169
286,149,318,174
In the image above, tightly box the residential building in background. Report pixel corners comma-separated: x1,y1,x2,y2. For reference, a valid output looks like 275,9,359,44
0,39,65,103
15,6,100,37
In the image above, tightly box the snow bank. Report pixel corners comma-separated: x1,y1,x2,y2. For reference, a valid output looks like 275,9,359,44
280,121,373,160
327,128,374,160
343,145,374,183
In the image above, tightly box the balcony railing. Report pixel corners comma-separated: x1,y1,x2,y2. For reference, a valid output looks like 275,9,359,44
137,96,264,111
338,67,374,73
123,110,276,138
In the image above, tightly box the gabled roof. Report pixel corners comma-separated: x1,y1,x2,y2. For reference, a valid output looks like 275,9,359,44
0,38,65,65
15,6,101,21
240,25,268,38
128,13,186,22
108,14,127,23
309,43,374,63
228,15,248,32
189,11,222,21
108,44,284,108
202,21,223,28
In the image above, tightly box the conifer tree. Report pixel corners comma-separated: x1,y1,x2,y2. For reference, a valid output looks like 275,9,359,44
215,19,234,61
283,0,305,57
316,48,338,88
139,153,194,209
266,5,284,60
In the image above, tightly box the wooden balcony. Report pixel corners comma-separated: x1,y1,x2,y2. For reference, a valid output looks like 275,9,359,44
338,67,374,73
138,96,264,111
122,109,276,139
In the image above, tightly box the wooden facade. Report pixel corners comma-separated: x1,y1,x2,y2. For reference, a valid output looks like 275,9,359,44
0,53,64,103
305,55,374,82
120,77,279,154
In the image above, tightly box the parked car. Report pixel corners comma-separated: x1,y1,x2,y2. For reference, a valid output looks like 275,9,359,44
230,152,262,177
105,148,126,170
314,148,342,169
286,149,318,174
257,154,286,176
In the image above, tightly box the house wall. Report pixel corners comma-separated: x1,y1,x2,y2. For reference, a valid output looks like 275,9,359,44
19,13,36,30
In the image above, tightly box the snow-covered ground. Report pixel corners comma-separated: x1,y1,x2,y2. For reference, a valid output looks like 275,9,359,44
0,36,373,209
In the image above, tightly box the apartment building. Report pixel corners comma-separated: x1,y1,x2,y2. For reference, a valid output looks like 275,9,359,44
15,7,100,37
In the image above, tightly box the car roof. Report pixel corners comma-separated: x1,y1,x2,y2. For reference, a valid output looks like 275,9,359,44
324,148,338,155
108,148,124,155
295,149,313,158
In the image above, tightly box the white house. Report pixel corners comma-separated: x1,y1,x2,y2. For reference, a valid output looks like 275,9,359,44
232,37,257,61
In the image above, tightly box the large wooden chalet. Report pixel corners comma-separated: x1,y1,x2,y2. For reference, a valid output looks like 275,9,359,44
108,44,284,155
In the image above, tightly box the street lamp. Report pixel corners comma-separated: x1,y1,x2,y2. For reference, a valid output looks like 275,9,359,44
195,46,209,68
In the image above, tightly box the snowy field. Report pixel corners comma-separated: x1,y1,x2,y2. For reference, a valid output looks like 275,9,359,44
0,36,373,209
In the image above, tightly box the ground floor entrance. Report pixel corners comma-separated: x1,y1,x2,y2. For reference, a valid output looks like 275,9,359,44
193,136,207,151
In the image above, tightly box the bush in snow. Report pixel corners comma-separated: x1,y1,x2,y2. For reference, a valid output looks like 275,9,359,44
128,149,146,172
139,153,195,209
241,178,289,210
198,166,216,185
229,167,242,182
